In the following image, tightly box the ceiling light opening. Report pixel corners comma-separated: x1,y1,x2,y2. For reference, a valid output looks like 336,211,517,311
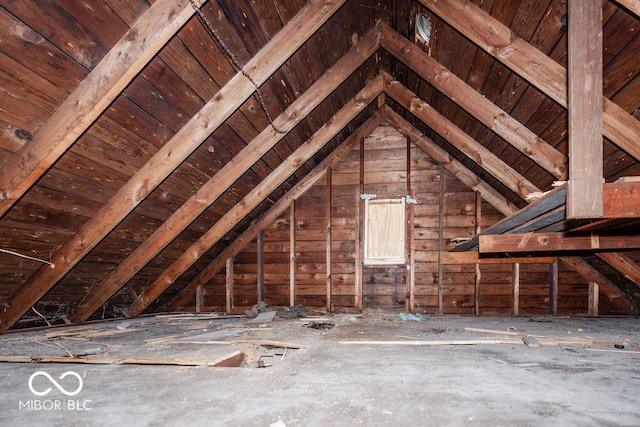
416,14,432,44
414,13,433,55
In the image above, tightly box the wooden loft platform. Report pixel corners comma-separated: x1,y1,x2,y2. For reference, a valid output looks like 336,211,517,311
452,180,640,255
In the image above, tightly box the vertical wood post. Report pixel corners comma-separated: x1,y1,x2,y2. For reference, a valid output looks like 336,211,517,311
355,137,365,311
588,282,599,316
567,0,603,218
225,257,234,314
289,200,296,307
437,164,445,314
195,285,204,313
474,192,482,315
326,169,333,312
407,189,416,313
257,229,264,303
406,138,415,313
549,261,558,315
512,263,520,316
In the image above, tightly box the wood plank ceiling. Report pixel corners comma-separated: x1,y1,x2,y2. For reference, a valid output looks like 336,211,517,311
0,0,638,331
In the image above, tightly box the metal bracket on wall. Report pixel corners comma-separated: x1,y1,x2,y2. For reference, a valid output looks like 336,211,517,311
405,195,418,204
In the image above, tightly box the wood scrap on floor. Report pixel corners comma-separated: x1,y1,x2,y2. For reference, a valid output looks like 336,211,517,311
0,351,245,367
175,339,304,349
44,327,143,339
177,328,246,342
522,336,541,348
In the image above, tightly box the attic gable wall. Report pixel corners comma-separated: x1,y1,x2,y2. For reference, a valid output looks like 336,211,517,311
193,125,603,315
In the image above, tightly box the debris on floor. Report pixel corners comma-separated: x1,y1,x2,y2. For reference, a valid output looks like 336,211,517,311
303,321,334,331
399,313,425,322
245,301,270,318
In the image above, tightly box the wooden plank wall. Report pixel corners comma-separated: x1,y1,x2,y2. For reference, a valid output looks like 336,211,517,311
199,125,603,315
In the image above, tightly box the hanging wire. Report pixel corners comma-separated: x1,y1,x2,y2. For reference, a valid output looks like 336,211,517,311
189,0,287,134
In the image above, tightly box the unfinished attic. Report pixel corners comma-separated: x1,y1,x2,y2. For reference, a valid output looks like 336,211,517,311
2,0,640,425
0,0,639,328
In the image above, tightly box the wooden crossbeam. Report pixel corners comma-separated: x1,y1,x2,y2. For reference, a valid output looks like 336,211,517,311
126,77,384,317
0,0,347,334
383,106,518,217
68,24,381,324
479,233,640,253
560,256,634,312
603,182,640,217
380,23,566,179
440,252,556,265
597,252,640,290
384,77,540,199
614,0,640,18
0,0,205,218
419,0,640,163
166,110,386,311
567,0,603,218
452,185,567,252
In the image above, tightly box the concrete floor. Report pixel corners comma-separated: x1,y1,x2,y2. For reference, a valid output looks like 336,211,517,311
0,312,639,426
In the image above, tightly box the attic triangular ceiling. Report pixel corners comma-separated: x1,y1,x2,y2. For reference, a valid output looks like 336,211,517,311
0,0,638,331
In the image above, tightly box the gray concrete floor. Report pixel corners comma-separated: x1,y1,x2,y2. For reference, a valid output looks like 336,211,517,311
0,312,639,426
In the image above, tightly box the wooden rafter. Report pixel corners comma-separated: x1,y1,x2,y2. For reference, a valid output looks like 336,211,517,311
383,107,518,217
597,252,640,290
380,23,566,179
560,256,634,312
0,0,204,217
125,76,385,317
0,0,347,333
68,24,382,323
384,76,541,199
419,0,640,163
614,0,640,18
166,109,386,312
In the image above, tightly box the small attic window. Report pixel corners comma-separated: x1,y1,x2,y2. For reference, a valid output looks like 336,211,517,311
364,198,406,265
416,14,432,45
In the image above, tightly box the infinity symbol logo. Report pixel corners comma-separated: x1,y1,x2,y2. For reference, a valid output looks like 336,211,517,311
28,371,83,396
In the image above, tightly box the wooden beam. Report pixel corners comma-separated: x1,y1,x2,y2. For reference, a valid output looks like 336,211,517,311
385,77,540,199
452,185,567,252
289,200,296,307
437,164,445,314
614,0,640,18
126,77,384,317
588,282,599,316
440,252,557,265
166,110,387,311
225,258,234,314
380,23,566,179
383,106,519,217
512,263,520,316
603,182,640,217
68,20,380,324
355,131,365,312
419,0,640,163
407,190,416,313
257,230,265,303
597,252,640,290
0,0,348,333
0,0,204,217
475,191,482,316
561,256,633,312
567,0,603,218
326,169,332,312
479,232,640,253
549,261,559,315
195,285,204,314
